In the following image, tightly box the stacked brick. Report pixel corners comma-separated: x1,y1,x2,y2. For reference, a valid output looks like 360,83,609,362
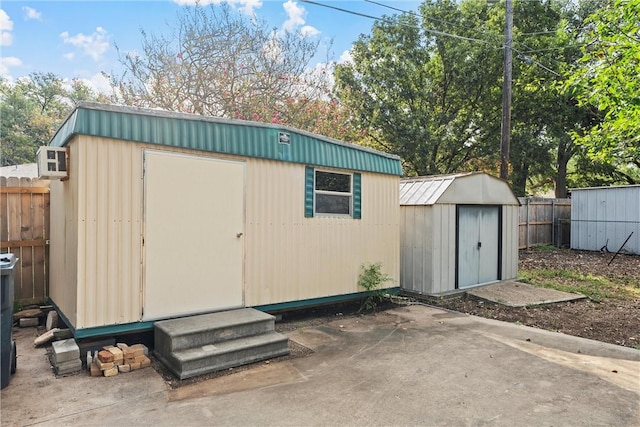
89,343,151,377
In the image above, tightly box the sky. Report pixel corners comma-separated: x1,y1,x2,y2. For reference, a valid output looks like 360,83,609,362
0,0,421,93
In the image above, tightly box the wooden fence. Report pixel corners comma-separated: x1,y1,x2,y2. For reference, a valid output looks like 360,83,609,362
1,176,50,305
518,197,571,250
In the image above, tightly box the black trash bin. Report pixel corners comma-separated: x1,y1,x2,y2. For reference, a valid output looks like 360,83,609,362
1,253,18,389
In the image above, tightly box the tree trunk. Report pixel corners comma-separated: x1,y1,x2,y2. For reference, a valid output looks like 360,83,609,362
555,146,569,198
555,136,576,198
510,160,529,197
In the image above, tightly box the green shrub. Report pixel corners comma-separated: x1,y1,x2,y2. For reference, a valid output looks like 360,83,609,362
357,262,393,313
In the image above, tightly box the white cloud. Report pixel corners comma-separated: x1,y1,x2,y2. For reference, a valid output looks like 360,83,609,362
63,52,75,60
0,56,22,77
70,72,113,96
60,26,110,62
338,49,353,64
172,0,263,16
282,0,305,32
300,25,319,37
22,6,42,21
0,9,14,46
281,1,318,37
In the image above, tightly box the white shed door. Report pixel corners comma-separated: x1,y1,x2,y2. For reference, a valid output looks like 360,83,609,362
458,206,499,289
142,151,244,320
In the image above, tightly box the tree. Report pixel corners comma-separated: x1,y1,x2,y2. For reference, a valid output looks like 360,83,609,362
110,4,346,136
335,1,505,176
0,73,104,166
565,0,640,183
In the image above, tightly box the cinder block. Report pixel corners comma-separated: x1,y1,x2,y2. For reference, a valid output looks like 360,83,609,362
98,350,114,363
52,339,80,364
118,364,131,373
19,317,39,327
55,359,82,375
130,362,141,370
103,366,118,377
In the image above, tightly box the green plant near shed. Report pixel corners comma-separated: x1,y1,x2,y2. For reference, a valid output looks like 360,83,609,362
357,262,393,313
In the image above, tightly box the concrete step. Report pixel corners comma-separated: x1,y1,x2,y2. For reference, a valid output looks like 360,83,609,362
155,308,276,355
157,331,290,380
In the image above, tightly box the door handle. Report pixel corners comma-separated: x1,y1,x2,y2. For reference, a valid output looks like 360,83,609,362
477,241,482,249
237,232,243,238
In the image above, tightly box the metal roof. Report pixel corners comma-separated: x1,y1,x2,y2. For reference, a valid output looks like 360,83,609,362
49,102,403,176
400,172,520,206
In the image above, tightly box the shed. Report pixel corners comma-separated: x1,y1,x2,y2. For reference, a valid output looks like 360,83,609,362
399,172,519,295
47,102,402,338
570,185,640,255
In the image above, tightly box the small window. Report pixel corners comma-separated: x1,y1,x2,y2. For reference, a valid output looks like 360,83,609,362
315,170,352,216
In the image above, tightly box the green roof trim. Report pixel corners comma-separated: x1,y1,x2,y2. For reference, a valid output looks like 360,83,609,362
50,102,403,176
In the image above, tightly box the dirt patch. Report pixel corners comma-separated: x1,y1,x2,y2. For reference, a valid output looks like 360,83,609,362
426,250,640,349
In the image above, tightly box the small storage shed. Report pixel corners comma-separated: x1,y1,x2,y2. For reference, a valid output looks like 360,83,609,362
571,185,640,255
47,102,402,338
399,172,519,295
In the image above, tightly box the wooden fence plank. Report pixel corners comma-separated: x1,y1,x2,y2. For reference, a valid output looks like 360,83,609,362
19,178,34,300
1,176,50,304
1,187,50,194
1,239,48,248
32,183,46,300
0,177,8,244
518,197,571,249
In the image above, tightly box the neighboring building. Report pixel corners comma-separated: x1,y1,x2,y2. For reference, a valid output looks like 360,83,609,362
0,163,38,179
400,172,520,295
571,185,640,255
47,102,402,338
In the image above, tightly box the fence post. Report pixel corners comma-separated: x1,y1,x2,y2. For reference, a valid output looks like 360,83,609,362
526,198,530,250
551,199,556,247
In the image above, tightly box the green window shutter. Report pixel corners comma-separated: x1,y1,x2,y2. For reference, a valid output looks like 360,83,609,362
353,173,361,219
305,166,314,218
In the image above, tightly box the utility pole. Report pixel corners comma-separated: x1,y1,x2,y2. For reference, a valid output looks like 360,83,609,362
500,0,513,180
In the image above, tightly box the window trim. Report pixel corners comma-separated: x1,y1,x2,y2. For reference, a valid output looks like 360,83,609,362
305,166,361,220
314,169,353,217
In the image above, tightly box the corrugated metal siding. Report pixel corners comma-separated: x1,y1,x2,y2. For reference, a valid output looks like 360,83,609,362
400,177,454,205
400,173,520,206
50,104,402,176
431,204,457,293
53,135,399,329
400,206,431,294
75,136,143,328
49,171,79,327
501,206,519,280
399,204,457,295
571,186,640,255
244,160,399,306
400,203,518,295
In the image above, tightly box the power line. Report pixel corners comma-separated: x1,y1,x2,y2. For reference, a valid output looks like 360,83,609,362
302,1,563,77
513,43,586,53
363,0,470,30
301,0,498,45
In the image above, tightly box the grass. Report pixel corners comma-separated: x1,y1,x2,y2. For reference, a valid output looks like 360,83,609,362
519,268,640,302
